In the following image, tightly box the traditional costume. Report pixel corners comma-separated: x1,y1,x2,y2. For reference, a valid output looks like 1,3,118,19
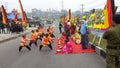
39,34,53,50
38,27,45,40
29,31,37,47
19,36,31,52
62,41,73,53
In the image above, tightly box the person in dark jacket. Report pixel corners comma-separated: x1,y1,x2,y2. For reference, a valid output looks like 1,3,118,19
59,22,62,33
1,23,5,34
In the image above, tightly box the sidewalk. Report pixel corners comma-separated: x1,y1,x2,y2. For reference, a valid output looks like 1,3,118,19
0,27,37,43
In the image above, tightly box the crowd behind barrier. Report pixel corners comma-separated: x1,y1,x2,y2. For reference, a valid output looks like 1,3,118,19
0,22,23,34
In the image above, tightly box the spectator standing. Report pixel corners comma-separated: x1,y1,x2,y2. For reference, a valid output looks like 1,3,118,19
1,23,5,34
80,19,88,49
59,22,62,33
103,14,120,68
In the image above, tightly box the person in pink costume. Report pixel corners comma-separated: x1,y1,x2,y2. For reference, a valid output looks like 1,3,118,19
66,42,73,53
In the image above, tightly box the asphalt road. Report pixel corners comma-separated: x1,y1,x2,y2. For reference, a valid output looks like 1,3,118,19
0,21,106,68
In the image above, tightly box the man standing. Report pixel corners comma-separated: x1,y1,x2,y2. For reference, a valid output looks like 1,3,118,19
80,18,88,49
59,22,62,33
1,23,5,34
103,14,120,68
66,20,71,36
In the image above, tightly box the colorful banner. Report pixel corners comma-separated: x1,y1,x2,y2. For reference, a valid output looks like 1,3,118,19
14,13,18,22
104,0,114,28
61,15,65,23
1,5,7,25
67,9,71,21
18,0,25,24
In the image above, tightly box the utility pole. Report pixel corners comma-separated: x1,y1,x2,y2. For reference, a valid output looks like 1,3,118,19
61,0,64,10
80,4,84,15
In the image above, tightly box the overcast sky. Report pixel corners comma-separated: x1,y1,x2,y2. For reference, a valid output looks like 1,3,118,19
0,0,120,12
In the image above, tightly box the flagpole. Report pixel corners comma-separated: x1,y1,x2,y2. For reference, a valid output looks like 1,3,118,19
18,0,26,27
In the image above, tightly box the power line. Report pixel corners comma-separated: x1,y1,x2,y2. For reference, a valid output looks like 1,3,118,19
84,0,106,7
79,0,106,12
83,1,106,11
83,0,99,5
61,0,64,10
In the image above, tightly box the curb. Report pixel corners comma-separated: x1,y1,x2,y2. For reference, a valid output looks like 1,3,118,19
0,28,36,43
0,32,30,44
90,42,106,59
0,28,37,44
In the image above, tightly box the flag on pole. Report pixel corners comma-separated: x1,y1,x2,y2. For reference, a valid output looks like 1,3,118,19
18,0,25,24
104,0,115,28
23,11,28,23
14,13,18,22
67,9,71,21
1,5,7,25
61,15,65,24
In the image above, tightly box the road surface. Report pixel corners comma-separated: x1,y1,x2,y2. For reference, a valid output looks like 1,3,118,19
0,21,106,68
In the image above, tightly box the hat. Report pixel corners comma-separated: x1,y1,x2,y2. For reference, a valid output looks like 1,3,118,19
82,16,86,19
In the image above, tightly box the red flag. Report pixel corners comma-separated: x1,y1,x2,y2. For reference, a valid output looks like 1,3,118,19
67,9,71,21
104,0,115,28
18,0,25,24
24,11,28,23
14,13,18,22
1,5,7,25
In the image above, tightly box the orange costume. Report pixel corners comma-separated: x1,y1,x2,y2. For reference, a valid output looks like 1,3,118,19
49,27,54,34
47,26,55,38
29,32,38,46
35,32,39,39
20,38,28,46
48,35,54,42
39,27,45,35
39,35,53,50
41,36,50,46
30,33,36,41
38,28,43,35
19,37,31,52
41,27,45,33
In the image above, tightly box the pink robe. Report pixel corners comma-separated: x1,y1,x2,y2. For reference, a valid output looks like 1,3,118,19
62,42,73,53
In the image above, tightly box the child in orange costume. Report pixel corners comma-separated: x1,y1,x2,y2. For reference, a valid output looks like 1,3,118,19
48,33,55,43
39,34,53,51
19,34,31,52
47,26,55,37
46,29,55,43
38,27,45,39
38,27,42,35
29,30,37,47
35,29,40,41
